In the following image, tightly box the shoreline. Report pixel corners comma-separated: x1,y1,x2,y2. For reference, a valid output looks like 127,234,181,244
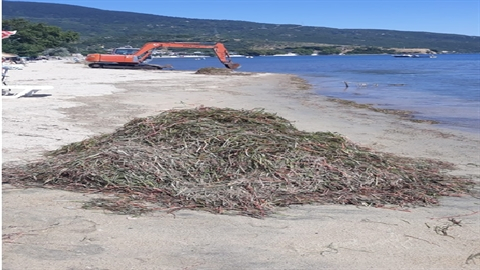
2,60,480,269
229,54,479,135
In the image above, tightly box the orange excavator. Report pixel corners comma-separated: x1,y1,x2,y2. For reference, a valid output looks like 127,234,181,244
85,42,240,70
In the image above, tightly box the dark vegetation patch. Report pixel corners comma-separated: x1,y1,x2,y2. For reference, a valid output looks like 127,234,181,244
327,98,440,124
195,67,251,76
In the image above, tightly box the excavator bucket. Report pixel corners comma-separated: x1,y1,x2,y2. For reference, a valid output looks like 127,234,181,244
224,62,241,70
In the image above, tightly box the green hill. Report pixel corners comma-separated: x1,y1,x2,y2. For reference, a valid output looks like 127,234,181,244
2,1,479,53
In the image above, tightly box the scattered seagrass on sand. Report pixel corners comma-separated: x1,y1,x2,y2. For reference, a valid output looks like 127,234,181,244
2,107,473,217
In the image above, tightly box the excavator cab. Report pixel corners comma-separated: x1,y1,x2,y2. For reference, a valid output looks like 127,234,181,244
112,47,140,55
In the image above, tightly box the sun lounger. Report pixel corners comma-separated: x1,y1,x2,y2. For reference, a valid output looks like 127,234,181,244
2,85,53,98
2,64,25,70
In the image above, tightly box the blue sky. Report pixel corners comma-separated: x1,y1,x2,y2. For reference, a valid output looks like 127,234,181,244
5,0,480,36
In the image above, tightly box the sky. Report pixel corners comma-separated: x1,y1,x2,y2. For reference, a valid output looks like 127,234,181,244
4,0,480,36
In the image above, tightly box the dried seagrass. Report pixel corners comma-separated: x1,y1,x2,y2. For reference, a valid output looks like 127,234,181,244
2,107,473,217
195,67,234,75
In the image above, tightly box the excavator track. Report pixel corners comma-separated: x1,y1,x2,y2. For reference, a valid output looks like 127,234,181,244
88,63,167,70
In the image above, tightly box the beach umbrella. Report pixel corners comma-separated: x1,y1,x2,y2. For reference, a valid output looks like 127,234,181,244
2,30,17,39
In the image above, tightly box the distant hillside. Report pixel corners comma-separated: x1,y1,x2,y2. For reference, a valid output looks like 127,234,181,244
2,1,480,53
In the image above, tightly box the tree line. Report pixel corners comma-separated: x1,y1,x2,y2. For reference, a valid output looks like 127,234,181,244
2,18,79,57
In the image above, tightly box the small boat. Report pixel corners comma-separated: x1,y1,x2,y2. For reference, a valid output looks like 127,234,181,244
393,54,413,58
273,52,298,57
416,54,437,58
393,54,437,58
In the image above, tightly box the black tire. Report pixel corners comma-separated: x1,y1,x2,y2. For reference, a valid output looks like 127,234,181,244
88,63,102,68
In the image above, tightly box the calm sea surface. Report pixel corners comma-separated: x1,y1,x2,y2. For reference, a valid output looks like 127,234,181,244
150,54,480,134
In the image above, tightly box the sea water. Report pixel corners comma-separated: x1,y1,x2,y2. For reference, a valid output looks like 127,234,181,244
150,54,480,134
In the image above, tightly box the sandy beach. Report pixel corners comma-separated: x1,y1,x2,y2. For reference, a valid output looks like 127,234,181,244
2,60,480,269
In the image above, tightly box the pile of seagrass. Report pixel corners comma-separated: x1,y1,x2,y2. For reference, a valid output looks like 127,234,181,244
195,67,233,75
195,67,249,75
2,107,473,217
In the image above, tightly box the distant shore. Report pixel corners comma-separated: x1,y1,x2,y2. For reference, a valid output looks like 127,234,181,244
3,59,479,269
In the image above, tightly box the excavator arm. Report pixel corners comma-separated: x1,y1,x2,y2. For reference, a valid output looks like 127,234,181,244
85,42,240,70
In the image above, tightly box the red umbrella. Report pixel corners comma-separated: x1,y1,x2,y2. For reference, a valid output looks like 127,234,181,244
2,30,17,39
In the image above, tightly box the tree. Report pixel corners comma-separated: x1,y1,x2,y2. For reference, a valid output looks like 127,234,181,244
2,18,80,57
